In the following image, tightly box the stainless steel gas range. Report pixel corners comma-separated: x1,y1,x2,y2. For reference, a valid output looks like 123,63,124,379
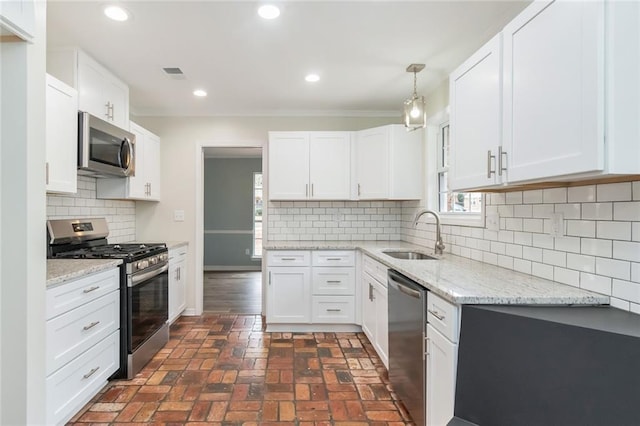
47,218,169,379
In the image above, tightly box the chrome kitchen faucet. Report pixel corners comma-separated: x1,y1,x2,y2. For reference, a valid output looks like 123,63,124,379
414,209,445,255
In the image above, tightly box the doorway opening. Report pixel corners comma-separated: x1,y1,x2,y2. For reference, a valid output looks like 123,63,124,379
201,147,263,314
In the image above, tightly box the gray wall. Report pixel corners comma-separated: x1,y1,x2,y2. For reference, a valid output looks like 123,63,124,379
204,158,262,269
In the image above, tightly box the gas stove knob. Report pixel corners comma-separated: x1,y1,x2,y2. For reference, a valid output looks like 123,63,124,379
149,257,158,265
137,260,149,270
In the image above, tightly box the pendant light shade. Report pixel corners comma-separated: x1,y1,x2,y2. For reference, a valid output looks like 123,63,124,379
403,63,426,131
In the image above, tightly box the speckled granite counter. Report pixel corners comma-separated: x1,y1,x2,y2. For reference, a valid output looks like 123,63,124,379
165,241,188,250
47,259,122,288
263,241,609,306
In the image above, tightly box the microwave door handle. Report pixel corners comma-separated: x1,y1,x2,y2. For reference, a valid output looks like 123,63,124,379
120,138,133,172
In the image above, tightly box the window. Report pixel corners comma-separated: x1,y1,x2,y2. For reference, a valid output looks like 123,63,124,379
436,122,484,224
253,172,263,258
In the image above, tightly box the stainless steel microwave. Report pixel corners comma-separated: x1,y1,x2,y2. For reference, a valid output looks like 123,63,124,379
78,111,135,177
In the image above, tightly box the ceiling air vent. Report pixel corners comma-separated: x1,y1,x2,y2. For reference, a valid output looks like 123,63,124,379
162,67,185,80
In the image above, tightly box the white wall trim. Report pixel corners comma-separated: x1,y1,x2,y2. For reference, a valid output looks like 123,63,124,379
195,140,265,317
204,230,253,234
204,266,261,271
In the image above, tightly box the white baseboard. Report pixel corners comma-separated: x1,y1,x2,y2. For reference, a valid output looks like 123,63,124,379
266,324,363,333
182,308,197,316
204,265,261,271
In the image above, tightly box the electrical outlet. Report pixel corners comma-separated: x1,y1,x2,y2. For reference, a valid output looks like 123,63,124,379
173,210,185,222
245,249,250,255
486,213,500,231
550,212,565,237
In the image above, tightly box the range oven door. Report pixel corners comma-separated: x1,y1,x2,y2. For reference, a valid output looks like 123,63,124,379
127,262,169,352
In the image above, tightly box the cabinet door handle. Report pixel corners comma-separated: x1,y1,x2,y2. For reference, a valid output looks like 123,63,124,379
326,309,342,312
306,183,308,197
487,150,496,178
311,183,314,197
369,283,374,301
428,309,445,321
326,258,342,261
498,146,507,176
45,162,49,185
82,321,100,331
268,271,272,285
326,280,342,284
83,366,100,379
105,102,111,119
357,183,361,196
83,286,100,294
148,183,152,196
110,103,114,120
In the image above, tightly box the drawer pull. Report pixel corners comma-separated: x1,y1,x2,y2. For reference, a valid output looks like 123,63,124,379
326,280,342,284
83,286,100,294
428,309,445,321
83,366,100,379
326,258,342,261
280,257,296,261
326,309,342,312
83,321,101,331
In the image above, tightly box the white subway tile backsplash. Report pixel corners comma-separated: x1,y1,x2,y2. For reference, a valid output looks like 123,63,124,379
631,302,640,315
596,221,631,241
633,182,640,201
523,218,544,233
543,249,566,267
554,237,581,254
543,188,567,204
513,205,533,218
612,241,640,262
523,189,543,204
633,223,640,242
581,203,612,220
610,297,631,311
565,253,596,272
506,192,523,205
532,233,554,249
580,272,612,294
532,204,554,219
596,182,632,202
513,259,532,275
596,258,631,281
532,262,554,280
633,263,640,283
613,202,640,221
514,231,533,246
523,246,543,262
554,203,581,219
612,279,640,304
568,185,596,203
47,176,136,244
554,267,579,287
566,220,596,238
581,238,612,258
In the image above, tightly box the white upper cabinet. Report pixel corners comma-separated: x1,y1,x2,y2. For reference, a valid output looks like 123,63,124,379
268,131,350,200
46,74,78,194
96,121,161,201
503,0,603,183
450,34,504,191
354,124,423,200
47,48,130,130
450,0,640,191
0,0,34,42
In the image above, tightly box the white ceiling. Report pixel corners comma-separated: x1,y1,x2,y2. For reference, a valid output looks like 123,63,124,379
47,0,530,117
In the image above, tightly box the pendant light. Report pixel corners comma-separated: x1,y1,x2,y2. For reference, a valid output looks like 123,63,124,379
403,63,426,131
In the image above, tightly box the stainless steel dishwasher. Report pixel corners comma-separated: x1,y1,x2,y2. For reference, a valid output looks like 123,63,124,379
388,269,427,425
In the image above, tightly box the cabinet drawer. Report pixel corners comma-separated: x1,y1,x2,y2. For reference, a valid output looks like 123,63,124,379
363,255,387,286
312,268,355,295
46,330,119,426
427,292,459,343
46,290,120,376
267,250,311,266
47,268,120,320
169,245,187,260
312,296,355,323
312,250,355,267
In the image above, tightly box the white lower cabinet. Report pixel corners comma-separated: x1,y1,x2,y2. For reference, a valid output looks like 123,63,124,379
361,255,389,368
266,250,356,328
168,245,188,323
46,267,120,426
425,292,459,426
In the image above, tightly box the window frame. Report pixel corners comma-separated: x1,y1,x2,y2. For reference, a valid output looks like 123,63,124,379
428,110,485,228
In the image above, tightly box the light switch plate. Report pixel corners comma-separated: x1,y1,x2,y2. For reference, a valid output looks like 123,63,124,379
173,210,185,222
486,213,500,231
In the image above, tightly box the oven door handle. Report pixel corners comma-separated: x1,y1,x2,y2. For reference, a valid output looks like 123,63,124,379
128,263,169,287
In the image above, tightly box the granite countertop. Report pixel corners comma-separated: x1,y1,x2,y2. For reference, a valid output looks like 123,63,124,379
47,259,122,288
263,241,610,306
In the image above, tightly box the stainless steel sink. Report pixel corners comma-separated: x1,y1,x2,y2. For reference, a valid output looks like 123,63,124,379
383,250,438,260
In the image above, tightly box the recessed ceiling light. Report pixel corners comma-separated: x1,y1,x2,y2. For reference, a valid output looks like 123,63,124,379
104,5,129,22
258,4,280,20
193,89,207,97
305,74,320,83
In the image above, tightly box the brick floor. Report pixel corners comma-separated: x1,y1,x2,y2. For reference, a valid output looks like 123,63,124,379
68,314,414,425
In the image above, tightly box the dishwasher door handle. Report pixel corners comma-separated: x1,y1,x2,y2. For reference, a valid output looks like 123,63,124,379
389,274,422,299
